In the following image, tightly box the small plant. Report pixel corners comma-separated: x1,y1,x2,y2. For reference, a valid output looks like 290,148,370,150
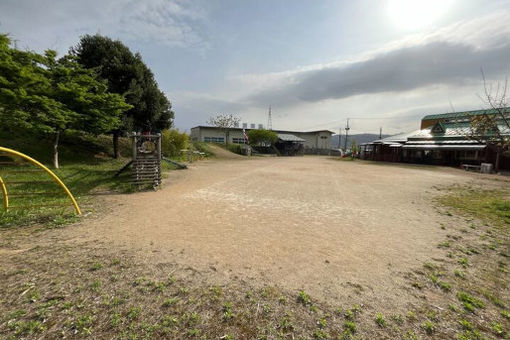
449,304,460,312
420,320,436,335
375,313,386,328
457,291,484,312
223,302,234,321
438,240,451,248
391,314,404,325
459,258,469,268
459,319,474,330
344,309,354,320
501,310,510,320
454,270,466,279
313,328,329,339
439,281,451,292
317,318,327,328
407,310,417,321
127,307,142,320
162,298,178,307
297,290,311,305
490,321,505,335
90,262,103,271
344,321,357,334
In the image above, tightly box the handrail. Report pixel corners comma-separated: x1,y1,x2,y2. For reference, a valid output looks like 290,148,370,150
0,147,81,215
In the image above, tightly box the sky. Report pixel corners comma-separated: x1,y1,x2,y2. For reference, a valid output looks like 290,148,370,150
1,0,510,134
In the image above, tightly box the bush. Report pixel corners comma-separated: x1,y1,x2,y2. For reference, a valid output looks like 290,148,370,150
227,143,244,155
161,129,188,157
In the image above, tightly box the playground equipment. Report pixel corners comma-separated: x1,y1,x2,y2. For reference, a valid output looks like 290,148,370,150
0,146,81,215
115,133,163,188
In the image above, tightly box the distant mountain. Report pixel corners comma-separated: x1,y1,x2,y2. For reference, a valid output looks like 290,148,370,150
330,133,391,149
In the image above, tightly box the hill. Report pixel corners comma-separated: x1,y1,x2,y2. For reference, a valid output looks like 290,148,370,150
330,133,391,149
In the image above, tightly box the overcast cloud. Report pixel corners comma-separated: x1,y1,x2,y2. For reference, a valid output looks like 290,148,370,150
2,0,510,134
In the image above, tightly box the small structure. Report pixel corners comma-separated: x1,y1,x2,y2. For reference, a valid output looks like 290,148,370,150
131,133,162,188
275,133,305,156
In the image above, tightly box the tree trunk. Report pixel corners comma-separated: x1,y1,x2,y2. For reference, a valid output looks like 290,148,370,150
495,147,501,172
113,131,120,159
53,131,60,169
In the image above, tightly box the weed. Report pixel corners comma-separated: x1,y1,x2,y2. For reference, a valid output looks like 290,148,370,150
344,321,357,334
313,328,329,339
420,320,436,335
490,321,505,336
223,302,234,321
501,310,510,320
438,240,451,248
297,290,311,305
454,270,466,279
127,307,142,320
344,309,354,320
162,298,178,307
278,296,287,304
375,313,386,328
439,281,452,292
110,312,121,328
187,328,200,337
458,258,469,268
457,330,483,340
8,320,46,336
459,319,474,330
449,304,461,312
391,314,404,325
407,311,417,321
90,262,103,271
91,279,101,292
457,291,484,312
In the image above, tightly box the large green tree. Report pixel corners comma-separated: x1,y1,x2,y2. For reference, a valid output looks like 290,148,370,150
0,34,131,168
71,34,174,158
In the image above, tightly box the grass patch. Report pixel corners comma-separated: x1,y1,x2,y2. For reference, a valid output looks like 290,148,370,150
438,188,510,229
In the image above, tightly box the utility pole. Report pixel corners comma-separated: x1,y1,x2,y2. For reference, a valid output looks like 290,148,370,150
267,105,273,130
344,118,350,151
379,127,382,139
337,127,342,149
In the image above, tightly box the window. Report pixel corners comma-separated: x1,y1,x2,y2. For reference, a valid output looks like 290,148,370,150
204,137,225,143
232,138,247,144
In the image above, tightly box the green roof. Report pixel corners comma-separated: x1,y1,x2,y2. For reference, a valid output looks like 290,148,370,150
422,107,510,121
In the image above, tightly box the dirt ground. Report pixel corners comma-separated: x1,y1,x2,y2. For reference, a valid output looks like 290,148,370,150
35,155,500,313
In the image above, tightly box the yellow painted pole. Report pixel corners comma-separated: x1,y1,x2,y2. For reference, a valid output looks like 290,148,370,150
0,176,8,210
0,147,81,215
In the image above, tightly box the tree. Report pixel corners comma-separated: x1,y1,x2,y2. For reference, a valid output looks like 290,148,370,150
470,70,510,171
247,129,277,146
207,114,240,145
71,34,174,158
0,34,131,168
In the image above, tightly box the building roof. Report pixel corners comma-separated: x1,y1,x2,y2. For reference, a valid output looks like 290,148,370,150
409,122,510,140
277,133,306,142
191,125,334,134
368,130,421,144
422,107,510,121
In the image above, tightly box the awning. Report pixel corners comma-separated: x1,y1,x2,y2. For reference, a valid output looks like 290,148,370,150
277,133,305,142
402,144,486,150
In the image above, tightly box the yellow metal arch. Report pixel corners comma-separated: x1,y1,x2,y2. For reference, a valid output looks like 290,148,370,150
0,146,81,215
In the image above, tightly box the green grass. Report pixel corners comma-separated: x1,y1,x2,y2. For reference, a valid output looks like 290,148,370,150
0,130,183,228
438,188,510,230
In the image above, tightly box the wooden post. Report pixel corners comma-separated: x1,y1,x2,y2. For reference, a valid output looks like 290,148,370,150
132,132,138,160
157,133,162,160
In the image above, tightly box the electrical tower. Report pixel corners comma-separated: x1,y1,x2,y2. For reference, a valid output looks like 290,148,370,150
267,105,273,130
344,118,350,151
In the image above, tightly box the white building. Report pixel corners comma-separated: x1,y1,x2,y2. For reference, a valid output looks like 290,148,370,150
190,126,334,154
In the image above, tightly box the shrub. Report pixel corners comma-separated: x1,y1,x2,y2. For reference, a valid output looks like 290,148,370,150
161,129,188,157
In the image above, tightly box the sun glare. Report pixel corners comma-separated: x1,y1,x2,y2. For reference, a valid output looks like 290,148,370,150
387,0,454,30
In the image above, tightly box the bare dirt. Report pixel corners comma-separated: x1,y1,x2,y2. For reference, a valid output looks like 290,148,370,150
43,155,499,312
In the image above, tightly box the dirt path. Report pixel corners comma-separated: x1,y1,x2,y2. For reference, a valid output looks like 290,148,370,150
45,156,496,311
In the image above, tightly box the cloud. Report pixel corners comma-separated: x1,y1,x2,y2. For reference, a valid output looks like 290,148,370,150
246,10,510,107
118,0,207,47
